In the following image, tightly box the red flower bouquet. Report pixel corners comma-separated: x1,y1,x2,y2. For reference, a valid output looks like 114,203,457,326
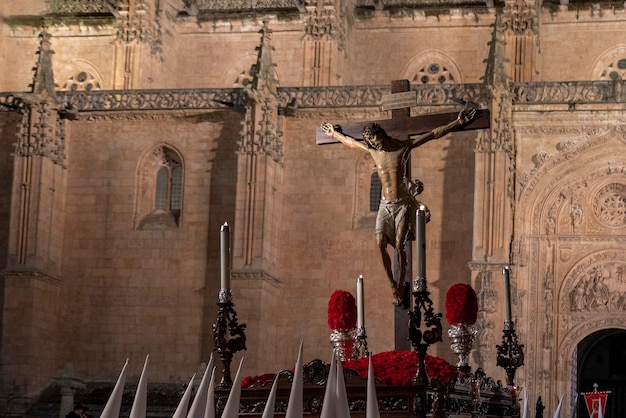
327,290,357,331
241,350,457,388
343,350,457,385
445,283,478,325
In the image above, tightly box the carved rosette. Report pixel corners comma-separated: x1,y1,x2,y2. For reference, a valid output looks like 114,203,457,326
448,323,477,370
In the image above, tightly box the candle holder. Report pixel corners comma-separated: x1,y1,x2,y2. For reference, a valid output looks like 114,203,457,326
408,276,443,385
406,208,443,418
330,328,357,361
354,326,370,358
496,320,524,418
408,276,443,418
448,323,477,374
496,321,524,387
212,289,247,388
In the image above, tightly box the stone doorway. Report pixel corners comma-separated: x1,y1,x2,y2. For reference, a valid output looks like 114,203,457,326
577,328,626,418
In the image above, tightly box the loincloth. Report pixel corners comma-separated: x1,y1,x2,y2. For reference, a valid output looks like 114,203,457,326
375,196,417,247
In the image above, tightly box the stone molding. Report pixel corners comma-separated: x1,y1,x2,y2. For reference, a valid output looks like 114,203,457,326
231,269,282,287
2,81,625,114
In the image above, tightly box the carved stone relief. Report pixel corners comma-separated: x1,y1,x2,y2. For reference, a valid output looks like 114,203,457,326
401,51,463,85
591,45,626,81
515,126,626,409
561,251,626,313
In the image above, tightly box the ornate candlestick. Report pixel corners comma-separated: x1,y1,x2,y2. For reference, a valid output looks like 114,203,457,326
354,326,370,358
407,208,443,418
497,267,524,388
496,321,523,418
212,223,247,388
448,323,477,374
213,290,247,388
496,320,524,387
497,267,523,417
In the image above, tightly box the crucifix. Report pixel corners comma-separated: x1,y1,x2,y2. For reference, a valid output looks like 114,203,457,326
318,79,489,347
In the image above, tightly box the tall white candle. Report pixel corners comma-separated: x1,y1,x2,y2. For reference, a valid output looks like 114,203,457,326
220,222,231,291
502,266,512,322
357,275,365,329
414,207,427,292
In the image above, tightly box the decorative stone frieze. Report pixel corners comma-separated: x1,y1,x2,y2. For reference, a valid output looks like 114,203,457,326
49,0,119,15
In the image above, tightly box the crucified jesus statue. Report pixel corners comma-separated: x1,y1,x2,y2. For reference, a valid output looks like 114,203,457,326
320,108,476,306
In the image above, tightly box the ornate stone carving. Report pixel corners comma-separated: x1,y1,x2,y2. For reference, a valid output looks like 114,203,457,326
238,21,284,164
592,183,626,228
302,0,345,47
511,81,621,104
13,30,67,167
191,0,301,12
116,0,162,55
568,261,626,313
531,151,551,169
500,0,537,36
3,80,622,117
561,251,626,312
476,269,497,314
50,0,118,15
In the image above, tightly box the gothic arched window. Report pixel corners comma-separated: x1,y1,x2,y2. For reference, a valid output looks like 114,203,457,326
370,172,382,212
135,145,184,230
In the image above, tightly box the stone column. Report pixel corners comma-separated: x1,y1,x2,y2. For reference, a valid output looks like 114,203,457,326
54,367,85,418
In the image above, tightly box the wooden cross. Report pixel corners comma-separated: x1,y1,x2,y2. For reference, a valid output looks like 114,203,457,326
315,98,490,145
317,80,490,349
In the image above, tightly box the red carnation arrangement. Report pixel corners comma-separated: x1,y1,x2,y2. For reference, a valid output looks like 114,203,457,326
327,290,357,331
344,350,457,385
241,351,457,388
445,283,478,325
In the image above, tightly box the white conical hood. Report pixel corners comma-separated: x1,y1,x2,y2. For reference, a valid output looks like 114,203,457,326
597,397,603,418
261,373,280,418
519,387,528,418
203,367,216,418
335,358,351,418
285,342,304,418
365,356,380,418
553,394,564,418
130,355,149,418
187,354,214,418
319,353,337,418
100,359,129,418
221,358,245,418
172,374,196,418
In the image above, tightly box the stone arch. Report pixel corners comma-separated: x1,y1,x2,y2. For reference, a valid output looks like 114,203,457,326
57,59,104,91
134,143,185,229
590,44,626,81
557,318,626,415
400,50,463,85
516,129,626,236
513,128,626,416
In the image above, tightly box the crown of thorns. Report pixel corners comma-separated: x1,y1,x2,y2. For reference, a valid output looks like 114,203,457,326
362,123,382,138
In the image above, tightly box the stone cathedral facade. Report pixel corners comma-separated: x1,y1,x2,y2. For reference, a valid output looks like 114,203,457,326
1,0,626,417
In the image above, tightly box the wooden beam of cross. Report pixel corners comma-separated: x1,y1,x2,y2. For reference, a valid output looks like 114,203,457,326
315,93,490,145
